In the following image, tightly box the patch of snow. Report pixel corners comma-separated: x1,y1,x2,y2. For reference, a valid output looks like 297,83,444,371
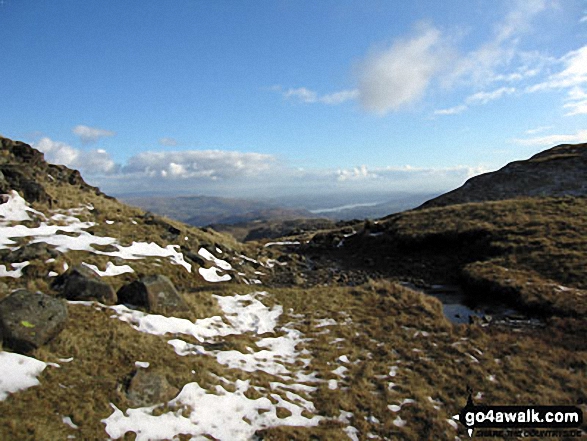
82,262,134,277
366,415,380,424
0,351,47,400
332,366,348,377
48,271,59,277
389,366,398,377
216,293,281,334
103,379,322,440
263,241,300,247
328,379,338,390
315,318,337,328
393,416,407,427
199,266,231,283
0,191,43,222
105,220,114,225
198,248,232,270
57,357,74,363
0,261,29,278
62,416,79,429
0,195,191,272
135,361,150,369
338,355,350,363
447,418,459,430
238,254,258,264
388,404,401,412
344,425,360,441
108,304,234,342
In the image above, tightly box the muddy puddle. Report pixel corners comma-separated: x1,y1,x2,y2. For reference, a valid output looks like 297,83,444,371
402,283,545,328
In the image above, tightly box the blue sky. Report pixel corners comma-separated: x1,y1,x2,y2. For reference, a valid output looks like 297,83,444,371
1,0,586,200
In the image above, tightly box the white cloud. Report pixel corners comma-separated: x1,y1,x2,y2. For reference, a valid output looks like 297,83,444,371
434,105,468,115
525,125,553,134
524,45,587,115
72,125,116,144
159,137,178,147
34,138,117,174
563,86,587,115
280,87,359,105
35,138,80,166
29,140,491,199
336,165,376,182
319,89,360,105
512,129,587,146
284,87,318,103
357,23,445,114
527,45,587,92
122,150,277,181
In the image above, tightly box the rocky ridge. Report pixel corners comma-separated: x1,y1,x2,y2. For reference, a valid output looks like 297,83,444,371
420,143,587,208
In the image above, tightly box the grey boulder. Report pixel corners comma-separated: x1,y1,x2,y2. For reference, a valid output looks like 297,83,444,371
0,289,68,353
117,275,190,317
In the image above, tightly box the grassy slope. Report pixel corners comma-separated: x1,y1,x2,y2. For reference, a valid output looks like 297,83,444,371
1,281,584,440
308,196,587,317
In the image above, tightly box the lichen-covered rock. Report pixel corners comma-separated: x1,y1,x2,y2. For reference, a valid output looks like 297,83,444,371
126,370,179,407
0,289,68,353
54,265,117,305
117,275,190,317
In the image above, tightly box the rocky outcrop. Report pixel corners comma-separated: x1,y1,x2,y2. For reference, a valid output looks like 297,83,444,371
117,275,190,317
53,265,118,305
420,143,587,209
0,289,68,353
0,136,108,204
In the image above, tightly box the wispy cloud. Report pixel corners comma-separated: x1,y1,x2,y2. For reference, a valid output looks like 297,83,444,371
356,23,446,114
72,125,116,144
465,87,516,104
563,87,587,115
446,0,551,88
512,129,587,146
434,87,516,115
524,45,587,116
278,86,359,105
434,105,468,116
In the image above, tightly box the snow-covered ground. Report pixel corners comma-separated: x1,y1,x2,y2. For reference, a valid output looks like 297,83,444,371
99,291,323,440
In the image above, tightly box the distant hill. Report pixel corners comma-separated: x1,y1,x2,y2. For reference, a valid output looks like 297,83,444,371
420,143,587,208
120,195,317,227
